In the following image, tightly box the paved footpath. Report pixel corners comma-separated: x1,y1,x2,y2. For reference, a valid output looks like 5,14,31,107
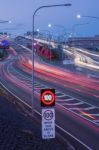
0,94,68,150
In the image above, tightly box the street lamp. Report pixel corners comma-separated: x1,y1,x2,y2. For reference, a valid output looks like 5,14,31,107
40,28,52,63
8,20,12,24
48,24,67,61
54,25,67,45
32,3,72,115
0,20,12,24
36,28,40,32
48,23,52,28
48,24,66,39
36,28,52,62
36,29,51,40
77,14,99,21
48,23,68,47
48,24,66,31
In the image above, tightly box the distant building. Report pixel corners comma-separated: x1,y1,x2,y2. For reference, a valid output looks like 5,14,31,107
68,35,99,50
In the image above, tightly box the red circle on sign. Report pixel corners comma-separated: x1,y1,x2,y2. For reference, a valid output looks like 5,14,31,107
41,90,55,106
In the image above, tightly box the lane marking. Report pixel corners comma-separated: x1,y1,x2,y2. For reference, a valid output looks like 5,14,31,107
0,81,92,150
57,103,99,126
63,102,84,106
56,94,67,98
4,61,99,126
57,98,74,102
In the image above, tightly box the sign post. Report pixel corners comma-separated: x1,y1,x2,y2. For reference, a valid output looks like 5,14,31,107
41,89,55,139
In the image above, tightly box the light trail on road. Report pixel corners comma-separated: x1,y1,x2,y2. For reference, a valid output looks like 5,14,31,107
0,42,99,150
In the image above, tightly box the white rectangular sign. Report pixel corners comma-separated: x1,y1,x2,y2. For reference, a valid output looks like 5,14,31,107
42,108,55,139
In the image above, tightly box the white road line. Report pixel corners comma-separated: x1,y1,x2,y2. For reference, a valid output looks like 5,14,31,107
55,124,92,150
57,98,74,102
35,85,42,88
8,63,31,81
34,110,92,150
57,103,99,126
56,94,67,98
3,61,99,127
81,106,96,110
70,107,90,111
6,62,99,113
70,106,96,111
7,65,98,113
67,98,75,100
18,44,32,53
63,102,84,106
0,81,96,149
0,81,32,109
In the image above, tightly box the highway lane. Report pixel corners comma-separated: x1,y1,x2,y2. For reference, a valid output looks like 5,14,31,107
14,37,99,79
68,47,99,71
0,58,99,150
13,61,99,126
21,59,99,105
0,42,99,149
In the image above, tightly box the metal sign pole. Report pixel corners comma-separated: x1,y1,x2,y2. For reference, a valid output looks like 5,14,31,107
32,3,72,116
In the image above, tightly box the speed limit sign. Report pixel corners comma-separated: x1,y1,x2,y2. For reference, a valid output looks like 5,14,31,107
41,89,55,107
41,89,55,139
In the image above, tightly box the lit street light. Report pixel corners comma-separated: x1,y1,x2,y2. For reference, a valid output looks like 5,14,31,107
77,14,99,21
36,28,50,40
48,24,66,40
48,24,67,61
36,28,40,32
76,14,99,51
0,20,12,24
48,23,68,47
48,24,66,31
36,28,52,63
8,20,12,24
48,23,52,28
32,3,72,115
76,14,99,35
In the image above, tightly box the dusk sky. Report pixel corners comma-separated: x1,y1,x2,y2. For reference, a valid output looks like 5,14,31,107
0,0,99,36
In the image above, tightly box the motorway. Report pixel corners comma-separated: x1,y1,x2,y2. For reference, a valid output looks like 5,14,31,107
0,38,99,150
64,46,99,71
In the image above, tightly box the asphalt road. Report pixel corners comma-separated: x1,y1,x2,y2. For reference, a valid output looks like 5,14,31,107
0,40,99,150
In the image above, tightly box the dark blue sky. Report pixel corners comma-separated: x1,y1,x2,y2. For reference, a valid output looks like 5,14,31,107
0,0,99,36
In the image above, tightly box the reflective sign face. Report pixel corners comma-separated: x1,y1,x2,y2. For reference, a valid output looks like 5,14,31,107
43,109,54,120
42,108,55,139
41,89,55,107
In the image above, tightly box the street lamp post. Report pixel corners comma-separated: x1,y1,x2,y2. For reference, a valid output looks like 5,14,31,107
48,24,66,42
76,14,99,50
0,20,11,24
48,24,66,32
48,24,67,62
76,14,99,33
36,29,51,41
54,25,67,45
32,3,72,115
77,14,99,21
36,28,52,63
